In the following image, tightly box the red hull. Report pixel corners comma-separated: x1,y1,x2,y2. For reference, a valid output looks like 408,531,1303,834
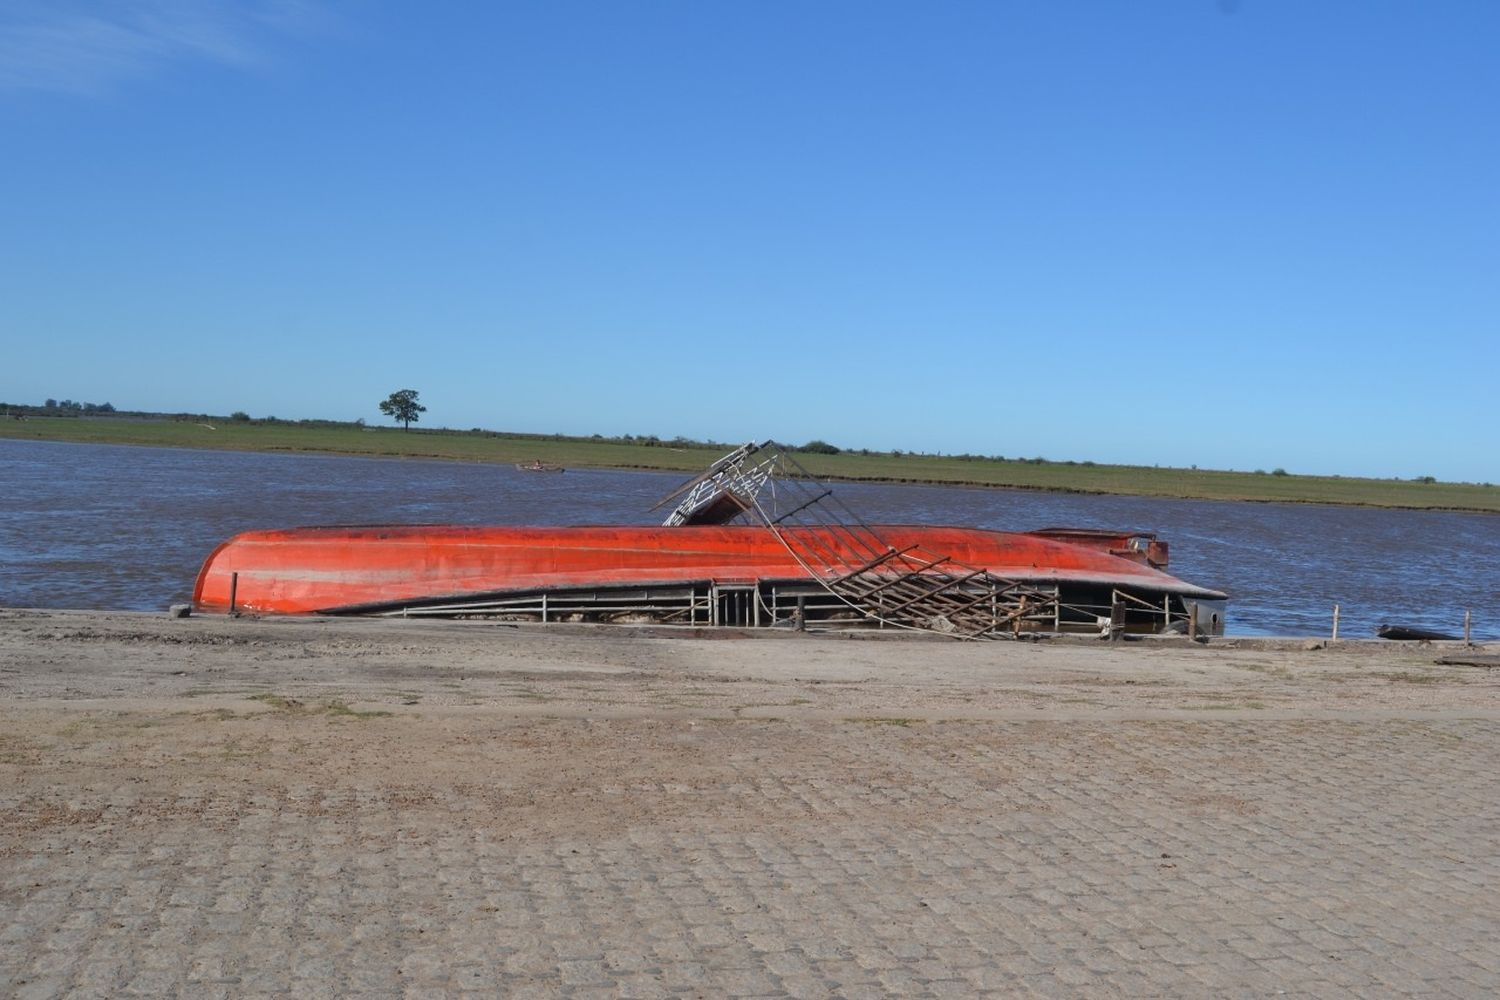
192,523,1225,616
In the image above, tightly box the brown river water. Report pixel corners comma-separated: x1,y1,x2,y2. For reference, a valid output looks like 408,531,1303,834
2,439,1495,638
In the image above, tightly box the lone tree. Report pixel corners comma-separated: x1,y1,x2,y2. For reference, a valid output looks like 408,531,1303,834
379,389,427,430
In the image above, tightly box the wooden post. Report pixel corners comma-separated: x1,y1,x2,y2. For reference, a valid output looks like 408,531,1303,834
1464,610,1472,645
795,595,806,632
228,572,238,616
1109,599,1126,641
1331,604,1340,641
1188,602,1199,641
542,592,548,624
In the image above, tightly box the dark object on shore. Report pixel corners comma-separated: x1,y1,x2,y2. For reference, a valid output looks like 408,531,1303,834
1435,654,1500,669
167,603,192,618
1378,624,1459,641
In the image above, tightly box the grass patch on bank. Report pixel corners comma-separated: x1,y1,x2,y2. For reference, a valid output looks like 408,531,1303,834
324,700,393,719
249,693,392,718
1374,671,1448,685
58,714,162,737
249,693,303,711
5,416,1498,512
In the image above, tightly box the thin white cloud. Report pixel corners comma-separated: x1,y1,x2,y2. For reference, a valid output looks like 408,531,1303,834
0,1,329,96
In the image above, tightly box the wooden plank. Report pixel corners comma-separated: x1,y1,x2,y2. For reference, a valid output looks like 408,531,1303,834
877,570,990,617
831,545,922,581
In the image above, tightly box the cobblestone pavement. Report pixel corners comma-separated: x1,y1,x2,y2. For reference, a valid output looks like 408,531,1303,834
2,612,1499,998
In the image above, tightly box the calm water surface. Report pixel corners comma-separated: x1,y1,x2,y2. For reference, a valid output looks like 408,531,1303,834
2,439,1495,638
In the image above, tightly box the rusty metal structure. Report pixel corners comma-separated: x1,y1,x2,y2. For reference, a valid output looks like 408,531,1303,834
654,442,1064,638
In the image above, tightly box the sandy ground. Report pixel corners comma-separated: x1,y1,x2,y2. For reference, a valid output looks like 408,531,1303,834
2,609,1499,998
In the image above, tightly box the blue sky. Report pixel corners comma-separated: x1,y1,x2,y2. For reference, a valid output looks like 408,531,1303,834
2,1,1496,481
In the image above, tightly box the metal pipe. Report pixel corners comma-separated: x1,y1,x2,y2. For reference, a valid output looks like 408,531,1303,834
1332,604,1340,641
228,572,238,615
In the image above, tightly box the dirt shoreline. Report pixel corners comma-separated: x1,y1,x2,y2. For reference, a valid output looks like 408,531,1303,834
4,608,1498,996
4,607,1497,718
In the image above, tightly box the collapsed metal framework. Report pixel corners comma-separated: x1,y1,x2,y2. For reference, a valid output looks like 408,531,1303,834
654,441,1062,640
655,442,778,527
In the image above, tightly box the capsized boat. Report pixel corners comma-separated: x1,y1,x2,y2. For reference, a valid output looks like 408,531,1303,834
193,440,1227,637
193,522,1227,635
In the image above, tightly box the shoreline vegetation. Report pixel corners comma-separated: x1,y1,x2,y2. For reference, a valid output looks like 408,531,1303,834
3,414,1497,513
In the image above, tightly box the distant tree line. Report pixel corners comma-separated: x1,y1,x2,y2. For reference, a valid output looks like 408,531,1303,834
2,400,1473,487
46,399,115,413
0,400,364,427
1,399,114,418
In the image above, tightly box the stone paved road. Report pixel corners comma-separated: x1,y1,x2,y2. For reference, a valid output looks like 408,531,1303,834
2,612,1498,998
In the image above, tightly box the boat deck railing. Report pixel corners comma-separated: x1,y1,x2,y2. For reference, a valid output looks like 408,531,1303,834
363,577,1206,635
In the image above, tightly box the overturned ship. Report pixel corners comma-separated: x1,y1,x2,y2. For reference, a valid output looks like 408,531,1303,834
193,442,1227,638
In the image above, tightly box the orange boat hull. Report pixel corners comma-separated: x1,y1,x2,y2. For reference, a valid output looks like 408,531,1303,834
192,523,1225,617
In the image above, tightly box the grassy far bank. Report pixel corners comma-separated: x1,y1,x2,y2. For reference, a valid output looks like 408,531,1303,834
3,416,1498,513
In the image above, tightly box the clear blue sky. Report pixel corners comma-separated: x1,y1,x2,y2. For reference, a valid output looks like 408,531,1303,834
2,1,1496,481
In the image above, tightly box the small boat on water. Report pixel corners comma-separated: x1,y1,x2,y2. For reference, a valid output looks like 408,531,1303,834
516,460,565,473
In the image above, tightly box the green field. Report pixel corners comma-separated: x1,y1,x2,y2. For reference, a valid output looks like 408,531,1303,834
4,417,1497,513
